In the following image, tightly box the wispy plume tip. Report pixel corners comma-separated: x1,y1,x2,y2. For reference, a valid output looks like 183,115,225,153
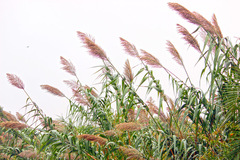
140,50,162,68
177,24,201,53
40,85,65,97
166,40,182,65
168,3,199,25
60,56,76,76
124,59,134,83
77,31,107,60
120,37,139,57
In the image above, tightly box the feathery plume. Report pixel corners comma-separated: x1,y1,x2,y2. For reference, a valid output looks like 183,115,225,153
168,3,198,25
212,14,223,38
6,73,25,89
0,136,4,143
60,56,76,76
177,24,201,53
146,97,159,115
115,122,141,131
55,123,65,132
0,118,7,122
124,60,134,83
16,139,23,148
140,49,162,68
1,132,13,139
84,85,98,97
18,149,38,159
193,12,216,35
40,85,65,97
0,153,11,159
40,119,65,132
72,89,90,106
119,146,143,160
168,3,218,37
166,41,182,65
60,152,77,160
103,130,117,136
77,31,107,60
77,134,107,146
199,27,209,43
64,80,80,90
165,95,176,111
85,33,96,42
2,111,17,121
0,121,28,130
138,109,149,126
120,37,139,57
16,112,26,123
127,109,135,122
52,120,65,132
146,97,167,122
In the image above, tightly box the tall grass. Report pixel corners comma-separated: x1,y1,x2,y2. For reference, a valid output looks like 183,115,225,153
1,2,240,159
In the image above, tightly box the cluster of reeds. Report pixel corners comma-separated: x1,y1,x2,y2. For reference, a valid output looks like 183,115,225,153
1,2,240,159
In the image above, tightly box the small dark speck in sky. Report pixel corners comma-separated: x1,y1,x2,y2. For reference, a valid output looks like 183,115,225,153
27,46,29,48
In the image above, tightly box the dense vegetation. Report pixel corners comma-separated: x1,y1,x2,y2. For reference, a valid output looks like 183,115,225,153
1,3,240,159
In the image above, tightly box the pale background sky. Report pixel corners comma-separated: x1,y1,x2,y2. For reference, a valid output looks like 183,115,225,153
1,0,239,119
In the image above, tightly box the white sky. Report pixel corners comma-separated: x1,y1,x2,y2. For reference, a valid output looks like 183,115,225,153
1,0,240,119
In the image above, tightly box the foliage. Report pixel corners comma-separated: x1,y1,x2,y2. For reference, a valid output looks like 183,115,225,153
1,3,240,160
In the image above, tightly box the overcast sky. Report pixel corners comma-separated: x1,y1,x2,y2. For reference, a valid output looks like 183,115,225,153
1,0,240,119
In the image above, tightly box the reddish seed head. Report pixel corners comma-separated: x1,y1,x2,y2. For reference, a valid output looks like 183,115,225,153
6,73,25,89
40,85,65,97
60,56,76,76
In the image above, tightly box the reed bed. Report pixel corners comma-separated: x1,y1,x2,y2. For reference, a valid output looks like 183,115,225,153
1,2,239,159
